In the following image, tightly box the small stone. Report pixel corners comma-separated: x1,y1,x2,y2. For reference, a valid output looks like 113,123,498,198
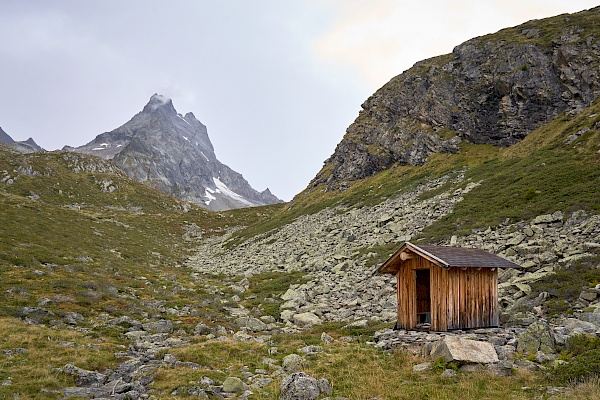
299,345,323,354
194,322,212,335
321,332,335,344
282,354,304,373
344,320,369,329
412,362,432,372
580,290,598,302
441,369,457,377
318,378,333,396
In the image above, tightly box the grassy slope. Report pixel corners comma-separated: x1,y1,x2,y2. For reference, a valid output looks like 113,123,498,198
0,149,280,397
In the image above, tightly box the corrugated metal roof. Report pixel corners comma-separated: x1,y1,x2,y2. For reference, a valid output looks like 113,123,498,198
375,242,521,274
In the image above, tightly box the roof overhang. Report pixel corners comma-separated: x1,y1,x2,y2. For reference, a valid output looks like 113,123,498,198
373,242,522,275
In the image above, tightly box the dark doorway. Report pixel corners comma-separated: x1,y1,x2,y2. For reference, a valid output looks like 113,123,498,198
416,269,431,324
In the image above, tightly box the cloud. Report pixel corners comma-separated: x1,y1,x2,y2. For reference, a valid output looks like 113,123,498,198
313,0,599,90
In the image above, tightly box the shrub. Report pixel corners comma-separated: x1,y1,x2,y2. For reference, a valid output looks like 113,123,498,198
551,335,600,385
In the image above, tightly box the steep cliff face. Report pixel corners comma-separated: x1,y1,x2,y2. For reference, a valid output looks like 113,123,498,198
311,7,600,190
67,94,281,210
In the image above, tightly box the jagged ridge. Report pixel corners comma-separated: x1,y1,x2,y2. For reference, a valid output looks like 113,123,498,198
66,94,281,211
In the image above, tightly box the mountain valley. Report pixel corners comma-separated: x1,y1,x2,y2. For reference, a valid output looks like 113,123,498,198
1,6,600,400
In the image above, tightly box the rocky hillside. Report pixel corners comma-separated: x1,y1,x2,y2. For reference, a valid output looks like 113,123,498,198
311,6,600,190
66,94,281,211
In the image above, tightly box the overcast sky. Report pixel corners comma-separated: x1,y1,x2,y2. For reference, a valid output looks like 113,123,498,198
1,1,597,200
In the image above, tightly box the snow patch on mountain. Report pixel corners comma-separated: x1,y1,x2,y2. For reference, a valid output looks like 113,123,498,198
213,177,254,206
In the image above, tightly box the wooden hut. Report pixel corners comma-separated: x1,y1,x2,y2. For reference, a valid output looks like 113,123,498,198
374,242,521,331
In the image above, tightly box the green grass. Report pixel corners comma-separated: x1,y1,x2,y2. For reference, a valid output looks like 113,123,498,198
151,323,552,400
0,317,120,399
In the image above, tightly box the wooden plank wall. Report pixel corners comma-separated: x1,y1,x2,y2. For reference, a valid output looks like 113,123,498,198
443,267,498,330
396,258,499,331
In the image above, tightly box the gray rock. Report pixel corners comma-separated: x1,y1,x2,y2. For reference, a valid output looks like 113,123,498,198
222,376,246,393
321,332,335,344
17,307,55,324
412,362,432,372
563,318,600,335
344,320,369,329
282,354,304,373
194,322,212,335
441,369,457,377
580,311,600,327
579,290,598,302
279,373,321,400
281,289,308,304
142,319,174,334
232,331,255,342
299,345,323,354
318,378,333,396
430,337,499,364
62,312,84,325
293,312,322,327
234,316,268,332
517,321,555,354
61,364,108,387
459,364,482,372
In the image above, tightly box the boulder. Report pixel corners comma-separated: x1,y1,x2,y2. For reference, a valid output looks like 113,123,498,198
279,373,322,400
293,312,322,327
321,332,335,344
282,354,304,373
234,316,268,332
222,376,246,393
412,362,432,372
563,318,600,335
517,321,555,354
430,337,499,364
61,364,108,387
142,319,174,334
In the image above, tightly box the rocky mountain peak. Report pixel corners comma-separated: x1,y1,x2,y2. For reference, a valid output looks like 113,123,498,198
0,127,44,153
68,94,281,210
143,93,177,115
0,127,15,144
